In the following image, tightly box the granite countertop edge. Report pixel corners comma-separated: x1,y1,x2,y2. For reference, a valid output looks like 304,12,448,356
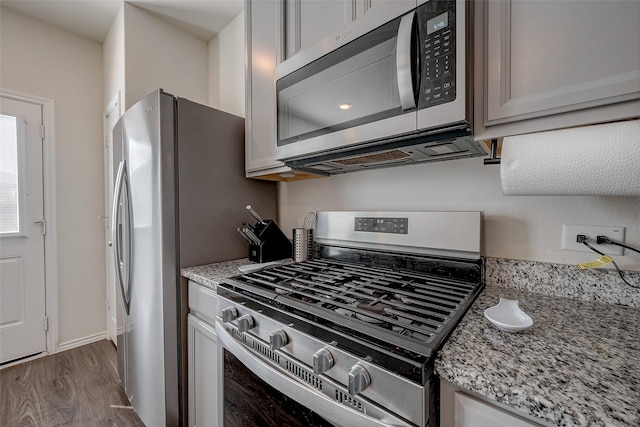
182,258,252,290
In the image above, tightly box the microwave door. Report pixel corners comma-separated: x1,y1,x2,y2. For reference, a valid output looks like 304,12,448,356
416,0,471,131
275,10,419,162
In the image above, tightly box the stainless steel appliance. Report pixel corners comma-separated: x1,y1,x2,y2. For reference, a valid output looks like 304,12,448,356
274,0,485,174
216,211,484,427
111,89,276,427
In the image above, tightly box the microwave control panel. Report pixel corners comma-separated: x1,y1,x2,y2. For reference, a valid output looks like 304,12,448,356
417,0,457,109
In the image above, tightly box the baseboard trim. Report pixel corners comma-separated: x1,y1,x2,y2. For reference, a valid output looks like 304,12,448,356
1,332,109,370
57,331,107,353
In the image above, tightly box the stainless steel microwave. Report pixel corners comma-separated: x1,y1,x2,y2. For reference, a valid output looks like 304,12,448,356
274,0,485,174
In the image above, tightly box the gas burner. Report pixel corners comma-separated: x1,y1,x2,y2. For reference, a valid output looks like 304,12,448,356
354,300,389,324
333,299,392,324
334,307,352,317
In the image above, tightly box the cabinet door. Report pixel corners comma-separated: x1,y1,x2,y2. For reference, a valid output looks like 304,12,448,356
484,0,640,126
285,0,416,59
285,0,356,59
359,0,412,19
245,0,287,174
188,314,218,427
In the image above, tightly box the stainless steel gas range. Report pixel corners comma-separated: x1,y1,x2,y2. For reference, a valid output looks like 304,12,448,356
215,211,484,427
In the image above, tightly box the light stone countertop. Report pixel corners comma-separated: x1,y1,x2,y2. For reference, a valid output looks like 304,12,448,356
182,258,253,290
182,258,640,426
435,285,640,426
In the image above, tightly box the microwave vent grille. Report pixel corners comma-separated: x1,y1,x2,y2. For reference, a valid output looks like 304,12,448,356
285,130,486,175
331,149,411,166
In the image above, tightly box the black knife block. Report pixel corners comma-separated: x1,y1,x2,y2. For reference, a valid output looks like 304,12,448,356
248,220,292,263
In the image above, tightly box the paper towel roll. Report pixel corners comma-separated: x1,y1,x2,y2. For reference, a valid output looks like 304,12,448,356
500,120,640,196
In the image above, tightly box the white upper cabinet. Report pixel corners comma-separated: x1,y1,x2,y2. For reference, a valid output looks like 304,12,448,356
245,0,286,177
245,0,324,180
283,0,413,60
474,0,640,141
285,0,355,59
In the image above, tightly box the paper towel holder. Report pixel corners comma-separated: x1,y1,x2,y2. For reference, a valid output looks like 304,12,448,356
483,139,501,165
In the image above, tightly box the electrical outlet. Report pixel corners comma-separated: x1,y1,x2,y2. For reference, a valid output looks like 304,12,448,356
561,224,625,255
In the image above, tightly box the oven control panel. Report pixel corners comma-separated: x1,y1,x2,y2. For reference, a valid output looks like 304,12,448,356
316,211,482,258
354,217,408,234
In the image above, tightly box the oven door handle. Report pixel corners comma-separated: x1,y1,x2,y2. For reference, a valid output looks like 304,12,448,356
215,321,415,427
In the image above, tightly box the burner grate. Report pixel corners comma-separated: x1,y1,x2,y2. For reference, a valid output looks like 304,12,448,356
226,258,482,353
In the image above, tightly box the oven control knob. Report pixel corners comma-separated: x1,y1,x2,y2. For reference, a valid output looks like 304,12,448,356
312,348,334,374
269,330,289,350
221,307,237,323
237,314,254,333
348,364,371,396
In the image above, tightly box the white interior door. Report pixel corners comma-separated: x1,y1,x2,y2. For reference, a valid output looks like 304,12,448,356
0,95,47,364
104,93,121,345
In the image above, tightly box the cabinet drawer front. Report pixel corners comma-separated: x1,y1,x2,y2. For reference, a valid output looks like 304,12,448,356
188,281,217,324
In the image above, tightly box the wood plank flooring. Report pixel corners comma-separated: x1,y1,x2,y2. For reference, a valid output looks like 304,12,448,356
0,339,145,426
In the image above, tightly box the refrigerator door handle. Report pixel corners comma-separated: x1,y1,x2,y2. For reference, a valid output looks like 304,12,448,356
112,160,131,315
122,163,133,314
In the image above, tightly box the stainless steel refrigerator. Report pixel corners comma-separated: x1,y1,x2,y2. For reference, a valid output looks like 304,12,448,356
111,89,276,427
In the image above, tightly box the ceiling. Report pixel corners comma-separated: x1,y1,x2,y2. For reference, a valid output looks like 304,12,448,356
1,0,245,42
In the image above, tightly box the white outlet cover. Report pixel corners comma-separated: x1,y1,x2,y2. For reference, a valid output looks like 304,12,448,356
561,224,625,255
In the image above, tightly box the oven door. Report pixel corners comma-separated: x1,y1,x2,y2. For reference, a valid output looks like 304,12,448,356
215,320,416,427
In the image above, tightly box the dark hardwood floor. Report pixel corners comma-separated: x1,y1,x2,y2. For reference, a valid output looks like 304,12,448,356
0,340,145,426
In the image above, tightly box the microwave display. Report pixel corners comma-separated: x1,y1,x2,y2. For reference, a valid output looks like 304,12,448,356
427,12,448,35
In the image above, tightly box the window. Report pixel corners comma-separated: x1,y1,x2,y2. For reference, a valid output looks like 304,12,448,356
0,114,21,234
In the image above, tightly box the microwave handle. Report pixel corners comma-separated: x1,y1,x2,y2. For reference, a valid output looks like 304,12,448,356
396,10,416,111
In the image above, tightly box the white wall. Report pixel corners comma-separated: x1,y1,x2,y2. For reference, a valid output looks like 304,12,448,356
103,6,125,109
278,157,640,271
123,3,209,109
0,8,107,345
208,11,245,116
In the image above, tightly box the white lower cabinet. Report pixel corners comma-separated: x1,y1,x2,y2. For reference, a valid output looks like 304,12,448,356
188,280,219,427
440,380,546,427
453,392,540,427
188,314,218,427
